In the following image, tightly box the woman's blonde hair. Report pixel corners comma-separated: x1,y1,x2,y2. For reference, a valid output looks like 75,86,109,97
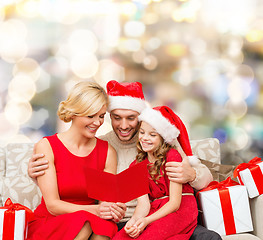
136,137,172,181
57,81,109,123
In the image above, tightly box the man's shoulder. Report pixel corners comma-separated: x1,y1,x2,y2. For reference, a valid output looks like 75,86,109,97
98,131,114,142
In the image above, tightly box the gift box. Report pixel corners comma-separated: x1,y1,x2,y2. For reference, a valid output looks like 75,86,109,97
234,157,263,198
0,198,34,240
198,177,253,236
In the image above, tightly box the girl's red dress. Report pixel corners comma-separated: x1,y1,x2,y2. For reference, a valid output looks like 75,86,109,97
113,148,198,240
27,134,117,240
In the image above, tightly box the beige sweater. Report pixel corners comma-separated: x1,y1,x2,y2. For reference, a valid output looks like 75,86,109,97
99,131,212,222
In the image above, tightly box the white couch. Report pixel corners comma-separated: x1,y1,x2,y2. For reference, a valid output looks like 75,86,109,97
0,139,262,240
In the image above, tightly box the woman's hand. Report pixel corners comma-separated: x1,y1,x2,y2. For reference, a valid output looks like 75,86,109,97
110,202,127,222
98,202,114,220
98,202,126,222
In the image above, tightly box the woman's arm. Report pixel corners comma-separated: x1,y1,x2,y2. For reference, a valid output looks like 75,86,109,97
36,139,100,216
103,143,117,174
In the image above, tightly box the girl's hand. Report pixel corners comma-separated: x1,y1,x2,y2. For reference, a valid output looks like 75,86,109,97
125,218,140,238
125,218,136,230
134,217,149,233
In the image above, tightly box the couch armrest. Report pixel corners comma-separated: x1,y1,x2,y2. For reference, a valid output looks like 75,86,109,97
250,195,263,239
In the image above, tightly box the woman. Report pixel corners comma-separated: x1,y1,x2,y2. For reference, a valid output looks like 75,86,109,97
27,81,118,240
113,106,198,240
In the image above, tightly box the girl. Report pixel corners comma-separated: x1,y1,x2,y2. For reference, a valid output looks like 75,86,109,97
27,81,118,240
113,106,198,240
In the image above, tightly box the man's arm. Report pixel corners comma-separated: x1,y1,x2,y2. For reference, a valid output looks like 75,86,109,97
165,156,213,190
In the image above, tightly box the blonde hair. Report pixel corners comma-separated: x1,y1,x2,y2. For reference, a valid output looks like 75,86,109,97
57,81,109,123
136,137,172,181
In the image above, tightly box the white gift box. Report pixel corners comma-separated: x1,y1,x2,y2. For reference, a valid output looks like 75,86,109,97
0,208,26,240
199,185,253,236
237,161,263,198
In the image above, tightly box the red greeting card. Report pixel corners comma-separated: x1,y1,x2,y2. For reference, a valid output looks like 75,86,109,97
85,161,149,203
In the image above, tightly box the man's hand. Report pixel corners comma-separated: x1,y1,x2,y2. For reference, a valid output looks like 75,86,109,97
110,202,127,222
165,156,196,184
28,153,48,179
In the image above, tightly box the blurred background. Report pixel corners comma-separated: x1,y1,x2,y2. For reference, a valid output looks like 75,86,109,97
0,0,262,165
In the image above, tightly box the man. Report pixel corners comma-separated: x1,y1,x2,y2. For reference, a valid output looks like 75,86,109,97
28,80,221,239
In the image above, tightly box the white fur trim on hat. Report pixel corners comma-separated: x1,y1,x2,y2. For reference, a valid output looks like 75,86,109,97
108,96,147,113
138,108,180,144
188,155,200,166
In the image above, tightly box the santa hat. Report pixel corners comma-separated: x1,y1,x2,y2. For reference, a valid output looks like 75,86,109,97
138,106,199,166
106,80,147,113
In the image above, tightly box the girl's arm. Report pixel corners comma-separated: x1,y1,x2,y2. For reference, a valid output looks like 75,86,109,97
36,138,101,216
135,181,182,233
130,194,151,221
124,194,151,238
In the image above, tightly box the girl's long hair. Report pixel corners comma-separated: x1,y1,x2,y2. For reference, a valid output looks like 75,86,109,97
136,138,173,181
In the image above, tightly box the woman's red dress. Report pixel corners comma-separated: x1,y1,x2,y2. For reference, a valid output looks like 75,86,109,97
27,134,117,240
113,148,198,240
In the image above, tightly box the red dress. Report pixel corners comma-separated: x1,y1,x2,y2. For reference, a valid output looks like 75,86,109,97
113,148,198,240
27,134,118,240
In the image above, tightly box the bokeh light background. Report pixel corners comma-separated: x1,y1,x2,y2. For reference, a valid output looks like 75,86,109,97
0,0,262,165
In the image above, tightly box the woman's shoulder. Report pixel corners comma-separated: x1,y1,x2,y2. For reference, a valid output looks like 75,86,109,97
36,135,51,146
35,133,59,149
96,137,109,146
166,148,182,163
96,138,117,156
34,137,53,155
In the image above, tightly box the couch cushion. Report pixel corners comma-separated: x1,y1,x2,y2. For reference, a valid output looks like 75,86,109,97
2,174,42,210
200,159,237,182
250,195,263,240
3,143,40,210
190,138,221,164
5,143,34,177
0,146,5,176
222,233,261,240
0,146,6,206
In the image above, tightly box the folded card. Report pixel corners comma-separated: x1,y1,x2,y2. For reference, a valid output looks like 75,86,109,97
85,161,149,203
